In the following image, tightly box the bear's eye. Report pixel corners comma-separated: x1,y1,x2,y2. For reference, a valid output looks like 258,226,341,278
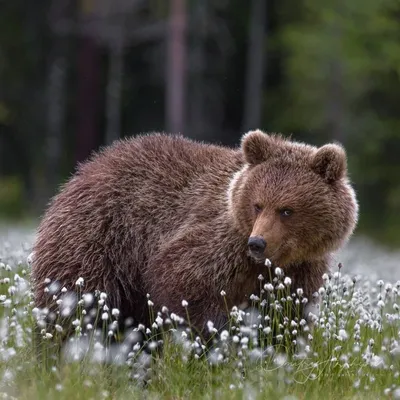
279,208,293,217
254,204,263,214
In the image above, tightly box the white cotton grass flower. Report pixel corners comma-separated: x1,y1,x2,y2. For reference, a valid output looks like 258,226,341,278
83,293,94,307
75,277,84,287
7,286,16,295
101,312,109,321
111,308,120,318
47,281,60,295
264,258,272,267
100,292,107,300
263,327,271,335
181,300,188,308
220,330,229,341
273,353,287,367
27,251,35,265
338,329,349,341
264,283,274,292
377,300,385,308
55,384,63,392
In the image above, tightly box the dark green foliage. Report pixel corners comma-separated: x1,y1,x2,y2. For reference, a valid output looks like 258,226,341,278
0,0,399,244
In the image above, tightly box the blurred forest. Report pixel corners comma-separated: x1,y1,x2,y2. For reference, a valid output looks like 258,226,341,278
0,0,400,246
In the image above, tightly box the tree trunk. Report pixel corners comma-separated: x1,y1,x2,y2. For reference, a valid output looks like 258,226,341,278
76,35,100,164
42,0,69,206
326,17,345,143
242,0,267,131
165,0,187,134
45,56,67,191
105,37,124,146
188,0,207,138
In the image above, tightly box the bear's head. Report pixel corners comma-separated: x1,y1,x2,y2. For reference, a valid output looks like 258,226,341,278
228,129,358,267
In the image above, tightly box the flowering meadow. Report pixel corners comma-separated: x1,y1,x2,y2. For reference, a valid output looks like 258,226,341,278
1,227,400,399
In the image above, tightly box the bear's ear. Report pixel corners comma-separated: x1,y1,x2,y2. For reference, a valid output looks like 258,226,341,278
311,144,347,183
241,130,273,165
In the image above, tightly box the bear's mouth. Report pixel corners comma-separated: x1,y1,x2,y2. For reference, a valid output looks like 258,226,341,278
248,249,289,268
247,251,268,265
251,256,267,265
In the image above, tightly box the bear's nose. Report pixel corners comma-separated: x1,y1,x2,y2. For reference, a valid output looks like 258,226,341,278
247,236,266,255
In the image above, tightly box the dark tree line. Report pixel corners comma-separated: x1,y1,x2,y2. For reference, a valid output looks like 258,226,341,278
1,0,400,245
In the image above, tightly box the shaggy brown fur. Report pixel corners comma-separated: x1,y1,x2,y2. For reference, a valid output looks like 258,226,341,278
31,130,358,334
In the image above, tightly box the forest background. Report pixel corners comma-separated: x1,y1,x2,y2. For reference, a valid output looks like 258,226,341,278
1,0,399,246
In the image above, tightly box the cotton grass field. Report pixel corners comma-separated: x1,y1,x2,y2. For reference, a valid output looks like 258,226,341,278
1,226,400,399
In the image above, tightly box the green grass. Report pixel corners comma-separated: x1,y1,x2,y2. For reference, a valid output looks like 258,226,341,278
0,259,399,400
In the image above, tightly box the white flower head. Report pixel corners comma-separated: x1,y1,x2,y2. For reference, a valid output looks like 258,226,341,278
338,329,348,341
26,252,35,265
264,283,274,292
100,292,107,300
111,308,120,317
101,312,109,321
75,277,84,287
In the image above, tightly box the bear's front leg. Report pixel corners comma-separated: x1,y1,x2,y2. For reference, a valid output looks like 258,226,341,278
144,232,231,338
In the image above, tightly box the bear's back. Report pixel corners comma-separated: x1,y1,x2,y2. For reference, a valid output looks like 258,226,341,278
31,134,243,316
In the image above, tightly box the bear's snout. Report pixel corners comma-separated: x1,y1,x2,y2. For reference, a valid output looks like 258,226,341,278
247,236,266,260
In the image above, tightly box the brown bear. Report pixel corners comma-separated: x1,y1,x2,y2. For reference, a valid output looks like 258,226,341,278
31,130,358,335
